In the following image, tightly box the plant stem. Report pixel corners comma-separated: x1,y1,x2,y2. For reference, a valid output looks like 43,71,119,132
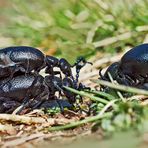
86,90,115,100
63,86,109,104
49,112,112,131
91,79,148,95
107,72,126,102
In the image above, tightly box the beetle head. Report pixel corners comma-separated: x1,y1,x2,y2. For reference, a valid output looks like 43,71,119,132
99,62,120,81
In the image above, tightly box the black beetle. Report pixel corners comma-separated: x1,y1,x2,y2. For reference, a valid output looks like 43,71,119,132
44,74,89,112
0,73,49,113
0,73,83,113
0,46,91,86
0,46,91,113
0,46,46,78
100,43,148,89
0,46,76,79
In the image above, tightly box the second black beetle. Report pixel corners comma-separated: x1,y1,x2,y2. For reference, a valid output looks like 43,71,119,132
100,43,148,89
0,73,49,113
0,73,83,113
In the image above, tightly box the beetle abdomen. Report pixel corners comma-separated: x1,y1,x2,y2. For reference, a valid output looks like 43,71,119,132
1,46,45,72
0,74,44,102
120,44,148,77
121,44,148,63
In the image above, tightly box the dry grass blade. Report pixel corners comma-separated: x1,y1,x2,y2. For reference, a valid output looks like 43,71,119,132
98,100,117,116
0,114,47,124
0,114,75,125
2,133,45,147
93,32,132,48
127,95,147,101
0,123,16,135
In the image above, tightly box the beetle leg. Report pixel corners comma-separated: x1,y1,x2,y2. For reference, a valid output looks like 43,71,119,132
45,66,54,75
72,57,92,89
115,72,132,86
52,81,63,98
71,56,92,68
135,75,145,85
4,101,20,113
15,96,31,114
138,83,148,90
31,87,49,109
56,98,64,112
45,66,63,79
33,92,49,110
34,62,46,74
78,82,90,91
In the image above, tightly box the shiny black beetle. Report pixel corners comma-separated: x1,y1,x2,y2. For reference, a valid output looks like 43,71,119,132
0,73,83,113
0,46,45,78
0,73,75,113
0,73,49,113
100,43,148,89
0,46,75,79
0,46,91,113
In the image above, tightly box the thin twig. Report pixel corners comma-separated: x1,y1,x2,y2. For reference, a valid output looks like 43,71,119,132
107,72,126,102
0,123,16,135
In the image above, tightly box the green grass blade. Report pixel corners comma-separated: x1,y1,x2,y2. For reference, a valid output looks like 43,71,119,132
91,79,148,95
63,86,109,104
49,112,112,131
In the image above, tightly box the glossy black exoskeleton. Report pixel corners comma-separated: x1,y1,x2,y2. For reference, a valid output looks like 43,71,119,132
45,75,77,104
0,46,75,79
0,46,46,78
0,73,77,113
45,75,63,99
0,74,49,113
99,43,148,89
45,56,73,78
0,45,91,113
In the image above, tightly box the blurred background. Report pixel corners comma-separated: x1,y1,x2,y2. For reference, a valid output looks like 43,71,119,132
0,0,147,63
0,1,148,147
